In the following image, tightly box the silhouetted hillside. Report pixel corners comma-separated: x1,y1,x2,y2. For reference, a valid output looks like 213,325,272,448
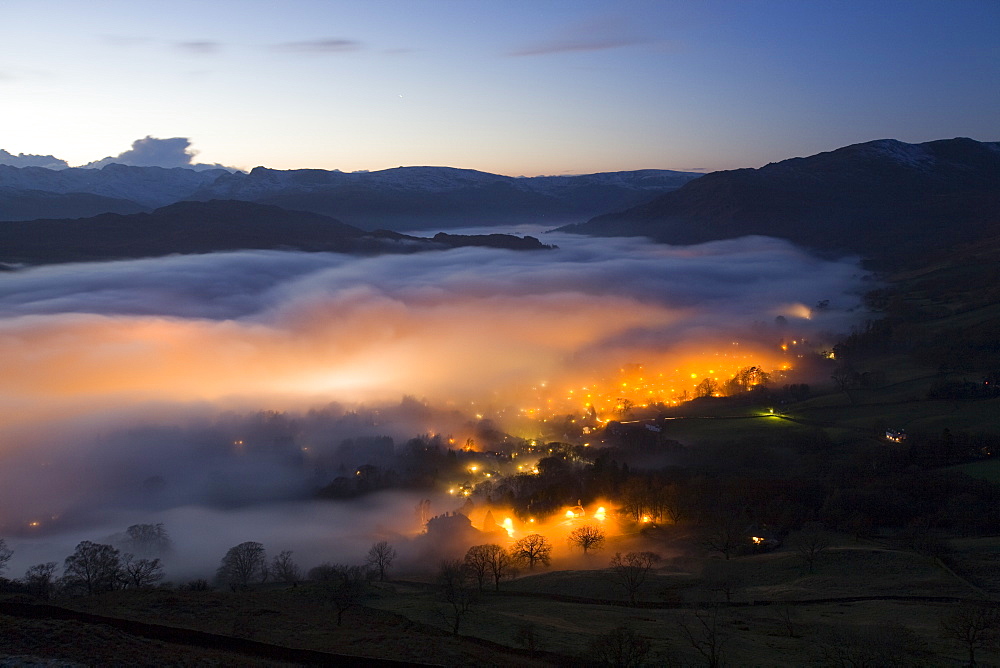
188,166,702,230
0,200,552,266
559,138,1000,268
0,187,146,220
0,163,701,228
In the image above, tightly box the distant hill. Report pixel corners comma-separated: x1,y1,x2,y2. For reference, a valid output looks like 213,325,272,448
0,163,701,229
188,166,702,230
0,200,553,266
0,187,146,220
557,138,1000,269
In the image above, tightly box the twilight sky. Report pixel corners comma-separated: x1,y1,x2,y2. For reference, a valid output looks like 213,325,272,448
1,0,997,175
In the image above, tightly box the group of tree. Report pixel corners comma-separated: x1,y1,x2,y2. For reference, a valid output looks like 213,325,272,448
0,527,405,619
0,525,171,599
38,540,164,597
463,543,517,592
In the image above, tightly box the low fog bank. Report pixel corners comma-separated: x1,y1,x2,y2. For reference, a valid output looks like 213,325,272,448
0,230,865,416
5,490,453,582
0,229,870,580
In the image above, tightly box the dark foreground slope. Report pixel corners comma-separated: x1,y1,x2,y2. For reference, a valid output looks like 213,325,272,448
559,138,1000,268
0,200,552,266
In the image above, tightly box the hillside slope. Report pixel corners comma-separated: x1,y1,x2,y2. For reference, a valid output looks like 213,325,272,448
559,138,1000,268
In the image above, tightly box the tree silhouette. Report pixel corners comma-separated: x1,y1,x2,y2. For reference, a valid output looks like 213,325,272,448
609,551,661,605
271,550,302,585
121,553,163,589
365,540,397,581
216,541,267,590
63,541,121,595
569,525,606,554
588,625,652,667
23,562,57,600
0,538,11,576
940,603,1000,667
437,559,476,634
122,523,171,558
309,563,369,626
464,544,494,592
792,521,831,573
512,534,552,569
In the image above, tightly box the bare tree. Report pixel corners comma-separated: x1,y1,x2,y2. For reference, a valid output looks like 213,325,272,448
365,540,397,582
700,508,749,560
660,483,690,524
701,560,749,604
609,551,661,606
121,553,164,589
309,563,369,626
63,541,122,596
437,558,476,634
512,534,552,569
677,606,728,668
0,538,11,576
485,543,517,591
569,525,606,555
776,603,800,638
941,603,1000,667
24,562,57,600
464,544,494,592
792,521,831,574
588,625,652,668
271,550,302,586
216,541,267,590
830,364,858,404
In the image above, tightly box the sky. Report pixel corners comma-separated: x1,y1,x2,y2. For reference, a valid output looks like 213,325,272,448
1,0,997,175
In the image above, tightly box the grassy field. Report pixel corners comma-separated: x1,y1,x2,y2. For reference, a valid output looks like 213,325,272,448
362,536,996,666
951,458,1000,483
5,534,996,666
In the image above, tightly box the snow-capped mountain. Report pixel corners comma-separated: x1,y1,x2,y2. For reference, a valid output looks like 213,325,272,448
0,164,231,212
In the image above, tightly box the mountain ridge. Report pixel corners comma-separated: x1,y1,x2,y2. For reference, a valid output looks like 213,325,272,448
557,137,1000,269
0,164,701,228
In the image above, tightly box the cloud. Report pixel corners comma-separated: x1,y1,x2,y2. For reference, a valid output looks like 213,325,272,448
81,136,234,171
0,148,69,169
175,40,221,55
101,35,154,48
271,38,362,54
509,16,652,57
